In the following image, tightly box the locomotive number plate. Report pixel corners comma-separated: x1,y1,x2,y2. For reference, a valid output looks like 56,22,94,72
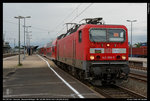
102,56,115,59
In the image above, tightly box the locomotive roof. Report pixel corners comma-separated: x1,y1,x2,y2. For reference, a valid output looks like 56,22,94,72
57,24,127,40
79,24,127,29
80,17,103,25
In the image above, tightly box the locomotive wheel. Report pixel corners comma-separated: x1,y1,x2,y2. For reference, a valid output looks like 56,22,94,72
74,68,80,79
71,67,75,76
79,70,85,80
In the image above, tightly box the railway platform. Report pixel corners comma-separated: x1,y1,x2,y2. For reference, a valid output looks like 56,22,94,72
3,54,104,98
129,57,147,68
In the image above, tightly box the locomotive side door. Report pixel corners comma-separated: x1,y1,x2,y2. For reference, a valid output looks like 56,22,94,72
73,39,76,66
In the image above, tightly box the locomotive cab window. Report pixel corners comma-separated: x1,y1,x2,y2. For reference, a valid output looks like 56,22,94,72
89,29,107,42
89,28,125,42
108,29,125,42
78,30,82,42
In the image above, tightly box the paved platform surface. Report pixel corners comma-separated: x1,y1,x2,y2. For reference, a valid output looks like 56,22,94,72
129,57,147,62
3,54,104,98
129,57,147,68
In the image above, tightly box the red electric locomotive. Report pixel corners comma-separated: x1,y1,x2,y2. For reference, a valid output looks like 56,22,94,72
56,18,129,85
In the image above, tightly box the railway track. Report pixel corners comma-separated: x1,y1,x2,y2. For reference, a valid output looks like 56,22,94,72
91,84,146,98
76,77,147,98
3,53,18,58
129,65,147,71
80,78,147,98
129,73,147,82
43,56,147,98
57,66,147,98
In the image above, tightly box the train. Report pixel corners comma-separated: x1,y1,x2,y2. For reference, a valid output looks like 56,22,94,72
39,17,130,86
129,44,147,58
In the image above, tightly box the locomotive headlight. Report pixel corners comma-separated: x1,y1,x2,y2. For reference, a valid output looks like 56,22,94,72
90,55,95,60
107,44,110,47
122,55,126,60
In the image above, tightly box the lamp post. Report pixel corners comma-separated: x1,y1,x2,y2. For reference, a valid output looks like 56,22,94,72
14,38,15,49
22,16,31,59
28,34,32,47
25,27,31,48
126,20,137,57
26,28,31,55
29,35,32,55
14,16,24,65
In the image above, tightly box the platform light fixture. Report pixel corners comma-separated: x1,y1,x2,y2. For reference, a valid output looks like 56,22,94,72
22,16,31,59
126,20,137,57
14,16,24,65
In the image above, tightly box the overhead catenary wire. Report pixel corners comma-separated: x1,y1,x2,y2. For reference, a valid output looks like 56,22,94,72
4,3,81,36
4,3,82,34
70,3,93,23
57,3,94,35
4,20,53,32
3,3,93,35
52,3,82,31
4,3,94,48
4,20,52,47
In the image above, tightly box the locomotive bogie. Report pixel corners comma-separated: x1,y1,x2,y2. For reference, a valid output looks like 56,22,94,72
89,63,129,79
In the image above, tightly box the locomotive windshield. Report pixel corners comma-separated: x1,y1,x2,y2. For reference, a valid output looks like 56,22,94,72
89,29,107,42
108,29,125,42
89,28,125,42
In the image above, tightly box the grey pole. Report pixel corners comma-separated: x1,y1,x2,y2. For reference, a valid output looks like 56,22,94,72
28,35,31,55
25,26,31,47
14,38,15,53
126,20,137,57
26,27,28,47
23,18,26,59
22,16,31,59
25,26,31,55
15,16,24,65
29,35,32,47
29,37,30,47
26,27,28,55
131,22,132,57
18,17,21,65
14,38,15,48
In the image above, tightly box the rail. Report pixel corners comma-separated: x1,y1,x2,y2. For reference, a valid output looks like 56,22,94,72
81,80,146,98
3,53,18,58
41,55,147,98
129,73,147,82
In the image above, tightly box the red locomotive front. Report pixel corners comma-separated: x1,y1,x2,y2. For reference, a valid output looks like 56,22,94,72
84,24,129,85
87,25,128,61
56,18,130,85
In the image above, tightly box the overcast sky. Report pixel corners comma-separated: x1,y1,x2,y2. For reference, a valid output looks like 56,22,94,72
3,3,147,48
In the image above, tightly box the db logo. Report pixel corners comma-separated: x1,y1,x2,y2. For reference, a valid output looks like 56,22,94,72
105,48,111,53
